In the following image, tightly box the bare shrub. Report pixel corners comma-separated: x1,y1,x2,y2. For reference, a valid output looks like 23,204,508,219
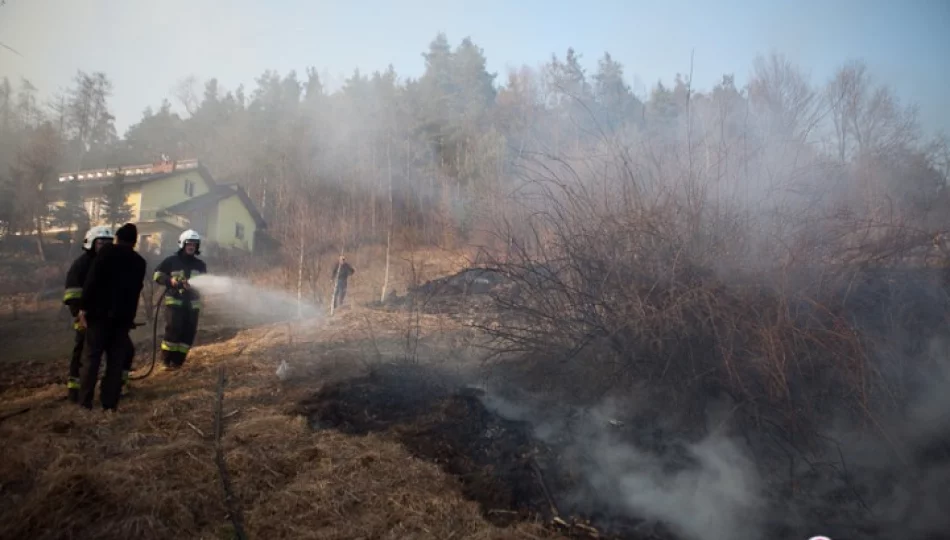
479,117,948,444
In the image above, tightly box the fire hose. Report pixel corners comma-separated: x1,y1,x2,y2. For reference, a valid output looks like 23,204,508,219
128,288,167,381
131,278,193,381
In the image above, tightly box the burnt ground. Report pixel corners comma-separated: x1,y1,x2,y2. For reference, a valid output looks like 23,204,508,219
297,362,950,540
297,364,673,540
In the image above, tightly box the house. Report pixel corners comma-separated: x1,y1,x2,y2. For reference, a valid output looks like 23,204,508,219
47,159,266,255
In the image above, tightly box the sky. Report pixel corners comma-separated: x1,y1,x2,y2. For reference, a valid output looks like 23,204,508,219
1,0,948,138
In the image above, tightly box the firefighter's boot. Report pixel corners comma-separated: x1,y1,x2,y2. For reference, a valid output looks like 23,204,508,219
67,377,80,403
121,370,131,396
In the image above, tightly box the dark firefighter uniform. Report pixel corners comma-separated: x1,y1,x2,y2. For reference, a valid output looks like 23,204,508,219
153,251,207,369
64,250,137,401
63,249,95,401
79,224,147,411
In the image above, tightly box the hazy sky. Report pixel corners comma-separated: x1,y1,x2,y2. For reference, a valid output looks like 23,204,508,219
1,0,948,137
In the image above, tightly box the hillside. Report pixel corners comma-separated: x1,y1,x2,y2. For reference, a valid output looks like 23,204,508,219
0,288,561,540
3,246,950,540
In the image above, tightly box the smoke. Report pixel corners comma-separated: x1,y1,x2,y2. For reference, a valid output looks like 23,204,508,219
188,274,322,324
471,334,950,540
478,389,765,540
845,342,950,539
582,426,764,540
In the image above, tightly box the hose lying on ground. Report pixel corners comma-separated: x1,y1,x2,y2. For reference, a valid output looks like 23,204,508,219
130,289,166,381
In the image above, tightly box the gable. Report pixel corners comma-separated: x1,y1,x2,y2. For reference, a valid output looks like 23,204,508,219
139,170,212,210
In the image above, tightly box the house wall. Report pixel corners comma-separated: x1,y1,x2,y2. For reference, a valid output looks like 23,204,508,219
45,170,266,253
139,171,211,212
126,190,143,221
204,204,220,242
45,170,208,231
213,195,256,251
135,221,183,257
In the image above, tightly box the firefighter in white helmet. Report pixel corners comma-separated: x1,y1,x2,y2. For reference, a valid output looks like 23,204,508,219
62,226,113,402
152,229,207,370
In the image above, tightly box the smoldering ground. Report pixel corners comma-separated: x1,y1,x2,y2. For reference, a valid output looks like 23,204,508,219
480,390,765,540
476,369,950,540
299,363,793,540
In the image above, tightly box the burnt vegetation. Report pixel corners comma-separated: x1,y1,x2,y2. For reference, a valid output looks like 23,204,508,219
1,32,950,540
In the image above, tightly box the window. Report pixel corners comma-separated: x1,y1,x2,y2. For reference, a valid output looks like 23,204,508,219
184,179,195,197
235,222,245,240
138,234,154,254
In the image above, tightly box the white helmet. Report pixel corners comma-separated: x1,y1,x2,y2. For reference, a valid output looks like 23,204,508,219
178,229,201,249
83,225,114,251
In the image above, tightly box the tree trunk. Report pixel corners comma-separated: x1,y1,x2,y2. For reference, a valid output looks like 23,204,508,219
381,140,394,303
371,144,377,237
296,234,305,319
34,215,46,261
329,245,344,317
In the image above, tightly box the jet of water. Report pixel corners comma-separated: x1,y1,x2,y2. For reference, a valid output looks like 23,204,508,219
188,274,322,324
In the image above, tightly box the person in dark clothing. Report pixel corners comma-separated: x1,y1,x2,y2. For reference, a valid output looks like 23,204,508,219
63,225,113,402
331,255,355,309
153,229,207,370
78,223,147,411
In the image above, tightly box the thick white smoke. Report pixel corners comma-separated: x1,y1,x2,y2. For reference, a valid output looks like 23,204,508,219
478,390,765,540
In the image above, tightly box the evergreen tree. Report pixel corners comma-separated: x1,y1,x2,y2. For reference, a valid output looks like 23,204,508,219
593,52,642,128
51,180,88,233
99,172,133,227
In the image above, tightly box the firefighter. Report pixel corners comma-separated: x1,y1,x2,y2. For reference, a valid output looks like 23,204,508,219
63,226,113,402
153,229,207,370
77,223,147,411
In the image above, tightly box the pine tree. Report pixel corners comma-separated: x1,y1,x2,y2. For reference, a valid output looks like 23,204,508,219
0,172,14,236
100,172,133,227
52,180,88,234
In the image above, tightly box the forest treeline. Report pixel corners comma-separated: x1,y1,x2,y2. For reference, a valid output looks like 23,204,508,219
1,33,948,269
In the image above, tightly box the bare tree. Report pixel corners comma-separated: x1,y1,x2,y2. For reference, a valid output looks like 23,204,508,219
12,123,62,259
173,75,200,117
66,71,116,168
826,60,918,162
748,52,822,145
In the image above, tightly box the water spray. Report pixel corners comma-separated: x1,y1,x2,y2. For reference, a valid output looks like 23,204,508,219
194,274,320,380
187,274,322,321
128,274,322,381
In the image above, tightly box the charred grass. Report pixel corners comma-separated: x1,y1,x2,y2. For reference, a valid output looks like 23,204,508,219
297,363,666,539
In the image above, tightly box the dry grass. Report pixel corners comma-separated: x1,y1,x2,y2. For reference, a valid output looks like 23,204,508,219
0,301,555,540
